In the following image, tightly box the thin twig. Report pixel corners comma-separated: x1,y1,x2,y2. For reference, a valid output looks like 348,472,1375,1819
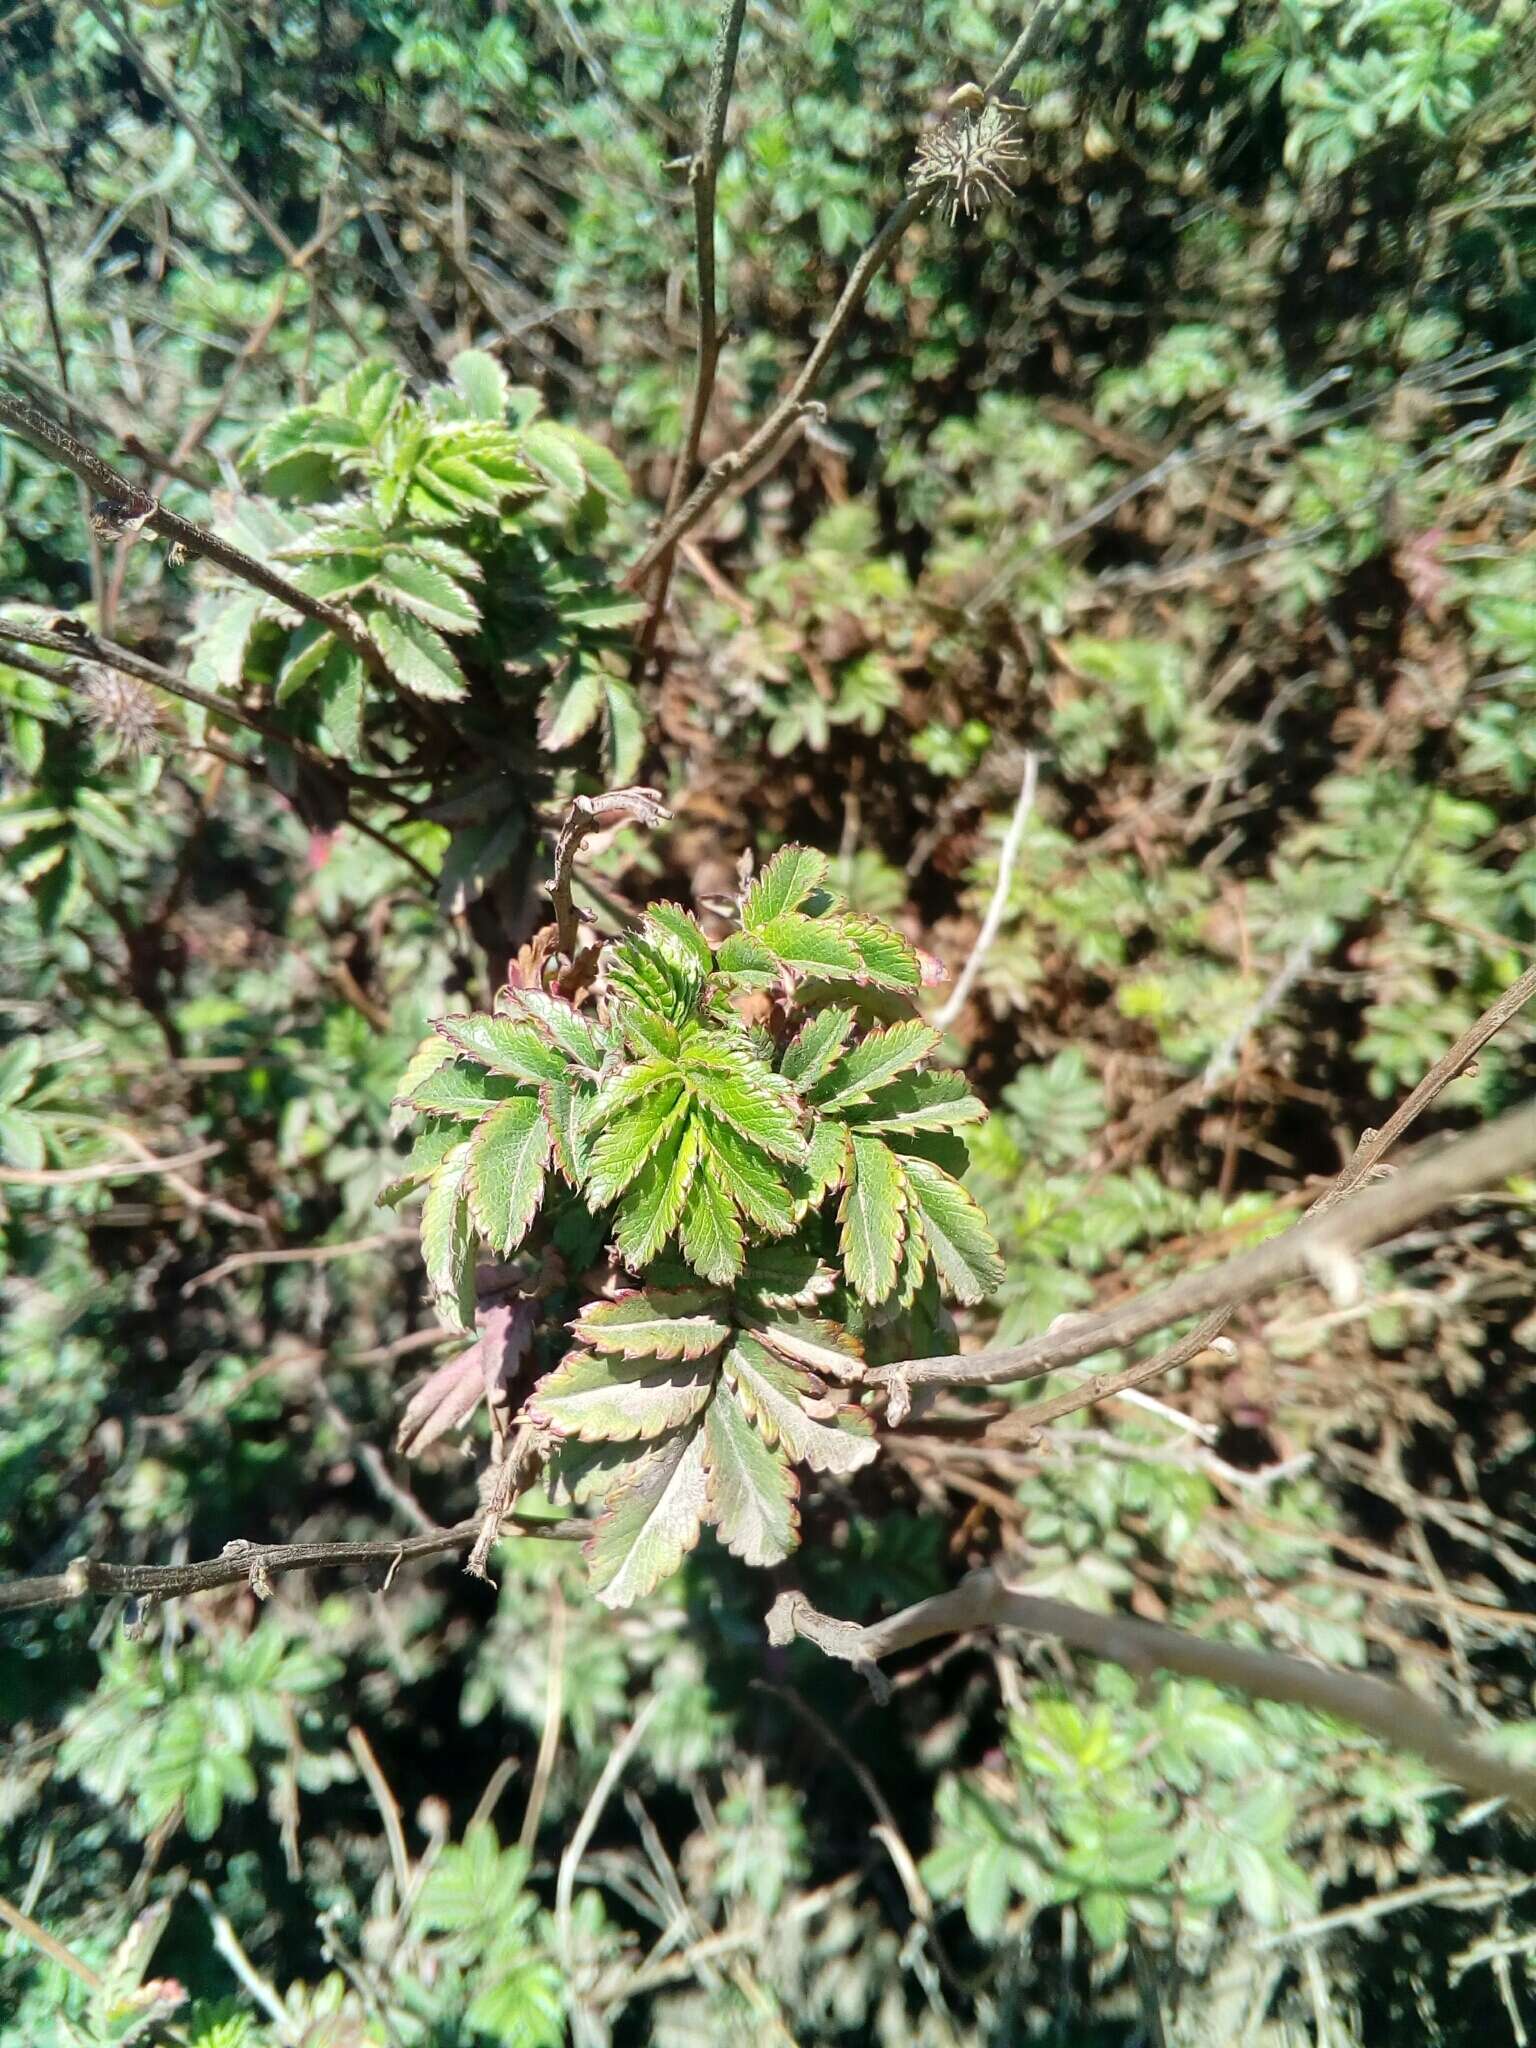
518,1579,568,1856
0,393,388,680
555,1695,661,1961
0,619,417,814
931,751,1038,1029
347,1728,413,1901
0,1515,585,1616
0,618,271,742
873,1100,1536,1405
639,0,750,650
550,786,671,961
191,1881,298,2041
625,0,1068,584
1323,961,1536,1206
0,1889,104,1994
183,1227,416,1296
765,1571,1536,1812
0,1138,223,1188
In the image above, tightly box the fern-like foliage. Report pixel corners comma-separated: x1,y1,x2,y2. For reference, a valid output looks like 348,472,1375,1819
186,350,645,912
392,844,1003,1605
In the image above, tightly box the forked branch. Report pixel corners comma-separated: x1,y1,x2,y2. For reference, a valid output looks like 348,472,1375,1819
874,1098,1536,1410
766,1573,1536,1812
0,1516,584,1617
0,392,388,679
625,0,1070,585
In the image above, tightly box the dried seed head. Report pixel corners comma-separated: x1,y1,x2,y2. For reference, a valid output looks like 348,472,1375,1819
78,664,161,758
911,103,1026,223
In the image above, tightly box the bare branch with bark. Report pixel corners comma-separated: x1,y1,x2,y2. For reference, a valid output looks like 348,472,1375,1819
766,1571,1536,1812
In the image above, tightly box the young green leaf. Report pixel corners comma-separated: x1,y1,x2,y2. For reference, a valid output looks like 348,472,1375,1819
780,1007,856,1088
572,1289,732,1360
421,1143,477,1331
741,846,830,928
503,988,603,1069
438,1013,571,1083
679,1167,747,1285
391,1034,453,1132
449,347,510,421
403,1062,517,1116
752,911,862,979
378,551,480,632
787,1116,852,1219
613,1119,700,1268
848,1070,987,1131
644,901,714,975
367,606,469,701
585,1080,687,1205
538,662,605,752
901,1154,1005,1304
531,1348,718,1443
842,914,922,991
540,1078,592,1184
587,1420,710,1607
723,1336,876,1474
695,1111,796,1234
704,1382,798,1567
681,1043,805,1161
467,1094,551,1254
811,1019,942,1110
839,1131,909,1302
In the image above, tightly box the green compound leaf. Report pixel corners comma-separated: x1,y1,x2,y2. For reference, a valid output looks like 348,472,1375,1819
613,1119,700,1268
644,900,715,975
811,1019,942,1110
587,1419,710,1608
841,913,922,991
538,661,604,752
392,1033,453,1132
585,1079,687,1205
448,347,510,421
367,605,469,700
901,1152,1005,1305
679,1166,747,1285
704,1380,798,1567
403,1062,517,1117
788,1116,852,1219
420,1142,477,1331
437,1012,571,1082
572,1289,732,1360
695,1110,797,1235
724,1336,876,1475
540,1078,592,1185
847,1070,987,1132
681,1042,805,1161
378,550,480,632
839,1131,909,1303
466,1094,550,1254
741,845,830,928
530,1348,718,1443
780,1006,856,1088
502,987,604,1069
753,911,863,979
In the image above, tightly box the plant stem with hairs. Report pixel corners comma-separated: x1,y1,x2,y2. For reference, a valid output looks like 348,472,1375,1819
625,0,1071,584
0,393,390,682
639,0,750,651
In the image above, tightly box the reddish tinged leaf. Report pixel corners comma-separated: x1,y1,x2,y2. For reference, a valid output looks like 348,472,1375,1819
397,1343,485,1456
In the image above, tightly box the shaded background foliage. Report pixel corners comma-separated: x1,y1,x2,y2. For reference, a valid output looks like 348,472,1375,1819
3,0,1536,2041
